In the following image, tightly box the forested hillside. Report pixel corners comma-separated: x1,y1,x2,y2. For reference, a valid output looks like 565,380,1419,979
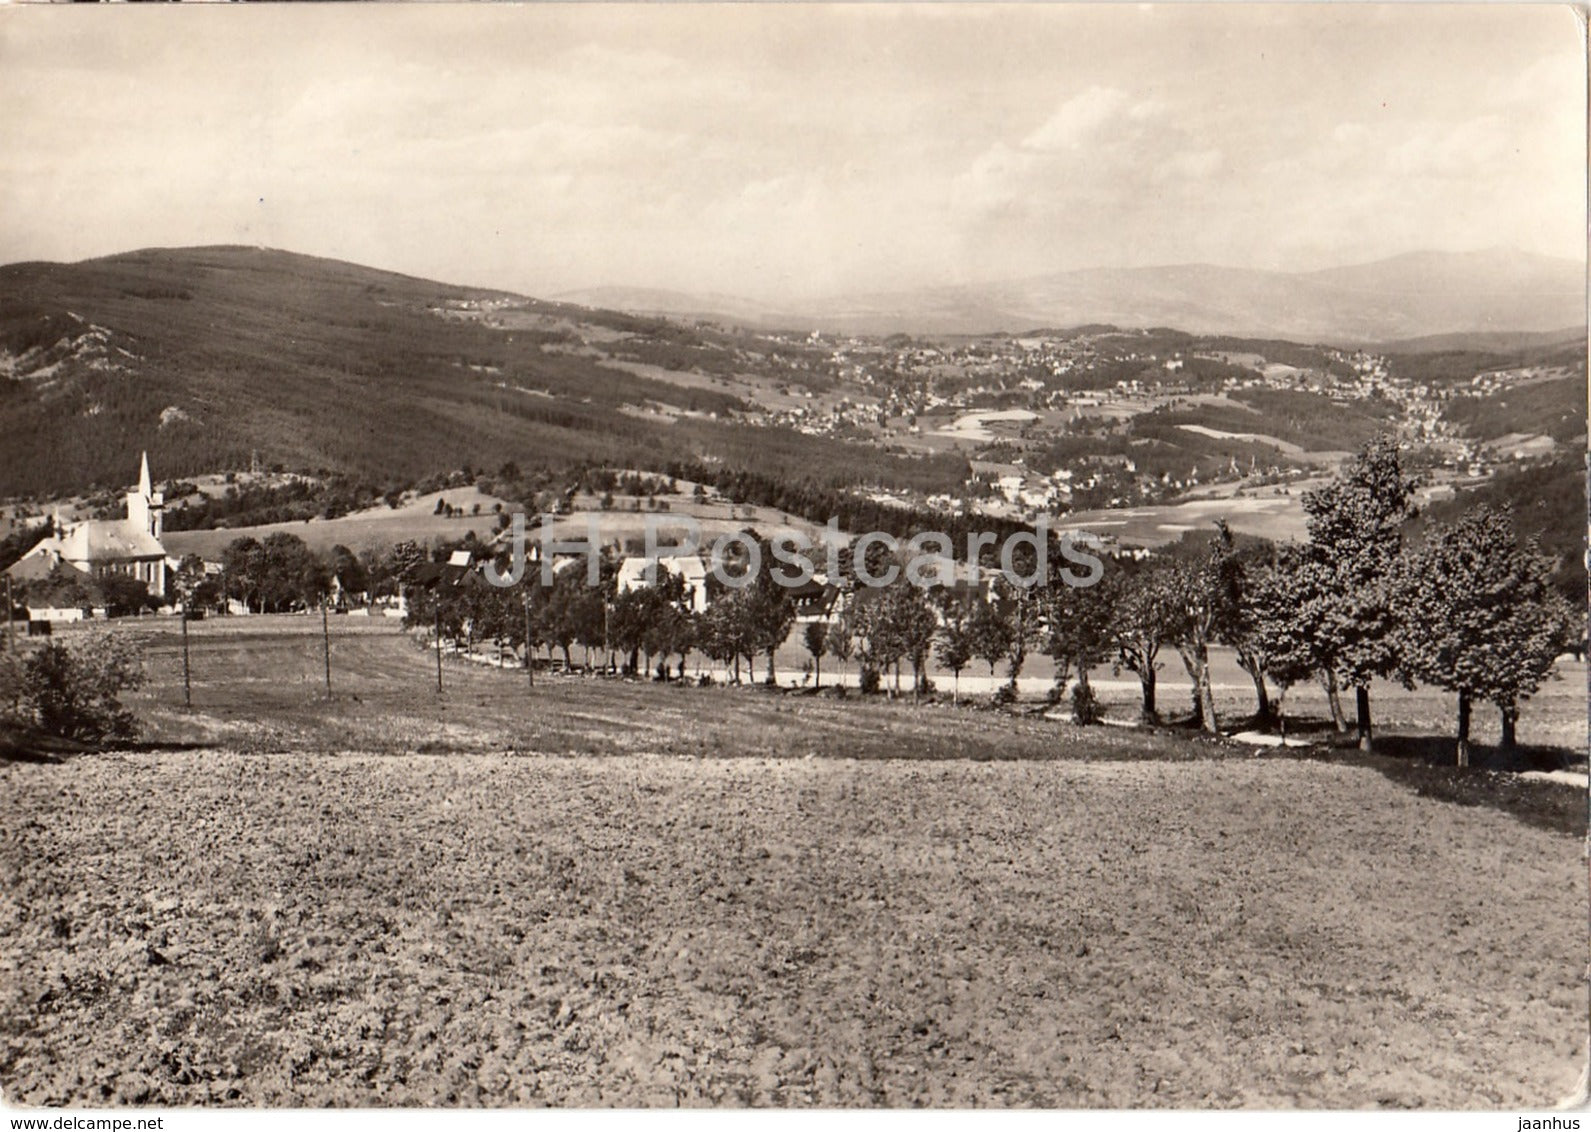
0,247,964,498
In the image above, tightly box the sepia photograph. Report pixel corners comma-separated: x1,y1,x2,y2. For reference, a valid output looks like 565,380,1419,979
0,1,1586,1114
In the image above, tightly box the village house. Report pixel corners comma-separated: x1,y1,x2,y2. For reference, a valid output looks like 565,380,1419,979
615,555,709,613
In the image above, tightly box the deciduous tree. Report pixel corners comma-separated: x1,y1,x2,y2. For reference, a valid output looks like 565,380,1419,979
1300,436,1419,751
1397,504,1577,762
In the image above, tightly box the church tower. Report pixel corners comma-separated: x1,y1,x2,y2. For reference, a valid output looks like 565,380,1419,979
126,452,164,539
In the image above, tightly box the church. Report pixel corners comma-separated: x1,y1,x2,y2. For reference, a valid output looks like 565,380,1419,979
8,453,170,600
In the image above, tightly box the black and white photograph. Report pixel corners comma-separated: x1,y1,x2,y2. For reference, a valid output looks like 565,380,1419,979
0,1,1586,1114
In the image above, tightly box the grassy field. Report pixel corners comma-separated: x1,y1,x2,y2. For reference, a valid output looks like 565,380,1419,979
162,487,515,559
0,617,1585,1107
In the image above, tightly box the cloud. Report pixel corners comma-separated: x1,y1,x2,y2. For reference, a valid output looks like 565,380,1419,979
951,86,1224,222
1022,86,1135,152
0,3,1581,298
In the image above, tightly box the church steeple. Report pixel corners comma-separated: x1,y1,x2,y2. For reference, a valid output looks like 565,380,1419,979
126,452,163,539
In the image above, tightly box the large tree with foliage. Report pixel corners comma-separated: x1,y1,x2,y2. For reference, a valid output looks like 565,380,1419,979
1396,504,1577,762
1241,548,1332,737
1163,523,1244,733
824,610,855,690
988,575,1043,700
1112,563,1179,723
640,566,696,680
802,621,829,690
844,584,905,694
1300,436,1419,751
933,590,975,703
966,595,1010,682
1044,573,1117,718
881,581,938,700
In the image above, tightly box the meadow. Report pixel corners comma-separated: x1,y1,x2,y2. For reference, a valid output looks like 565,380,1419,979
0,616,1584,1108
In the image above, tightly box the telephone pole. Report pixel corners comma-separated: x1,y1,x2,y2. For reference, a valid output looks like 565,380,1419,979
523,595,534,687
180,601,192,708
321,599,332,700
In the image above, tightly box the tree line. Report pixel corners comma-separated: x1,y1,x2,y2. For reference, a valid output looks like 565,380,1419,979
93,437,1571,766
395,439,1577,764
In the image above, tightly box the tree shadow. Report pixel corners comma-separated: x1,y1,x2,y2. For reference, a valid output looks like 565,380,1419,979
0,725,88,765
1286,731,1588,837
0,724,218,765
1356,733,1584,774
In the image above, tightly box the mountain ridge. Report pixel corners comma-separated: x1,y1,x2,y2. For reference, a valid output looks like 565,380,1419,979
559,248,1585,341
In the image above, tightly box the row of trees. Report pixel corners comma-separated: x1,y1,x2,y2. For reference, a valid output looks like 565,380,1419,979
413,440,1576,764
185,438,1573,765
1092,439,1575,761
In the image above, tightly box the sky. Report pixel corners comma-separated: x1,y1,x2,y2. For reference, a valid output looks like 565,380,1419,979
0,3,1584,303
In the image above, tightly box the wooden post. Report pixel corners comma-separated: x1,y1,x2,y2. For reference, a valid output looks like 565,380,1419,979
321,600,332,700
181,601,192,708
434,606,443,693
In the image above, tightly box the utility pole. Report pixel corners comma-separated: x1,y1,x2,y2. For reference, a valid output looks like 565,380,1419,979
434,606,444,693
321,599,332,700
4,574,15,721
180,600,192,708
531,591,544,690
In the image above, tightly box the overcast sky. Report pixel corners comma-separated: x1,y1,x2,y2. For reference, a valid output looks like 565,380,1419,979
0,4,1583,302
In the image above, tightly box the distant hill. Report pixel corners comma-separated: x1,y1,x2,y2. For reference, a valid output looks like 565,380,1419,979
552,285,789,328
1370,327,1587,354
0,246,965,498
589,249,1586,341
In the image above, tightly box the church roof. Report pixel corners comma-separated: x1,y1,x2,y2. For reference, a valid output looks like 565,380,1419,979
57,519,166,562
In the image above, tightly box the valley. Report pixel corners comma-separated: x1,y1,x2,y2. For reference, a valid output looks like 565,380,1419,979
0,246,1582,565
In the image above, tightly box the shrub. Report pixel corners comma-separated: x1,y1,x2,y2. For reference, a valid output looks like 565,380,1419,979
858,664,881,695
1071,683,1104,725
0,648,25,724
20,631,145,742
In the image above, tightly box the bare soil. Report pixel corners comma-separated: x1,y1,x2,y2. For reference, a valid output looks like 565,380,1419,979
0,618,1584,1107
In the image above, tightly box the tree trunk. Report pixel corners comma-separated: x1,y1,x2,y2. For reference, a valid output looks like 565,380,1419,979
1244,658,1273,726
562,644,573,670
1355,685,1373,752
1180,647,1216,732
1198,662,1218,735
1324,671,1346,733
1456,690,1471,767
767,650,777,686
1140,669,1158,723
1499,702,1518,751
813,655,820,689
953,669,960,704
